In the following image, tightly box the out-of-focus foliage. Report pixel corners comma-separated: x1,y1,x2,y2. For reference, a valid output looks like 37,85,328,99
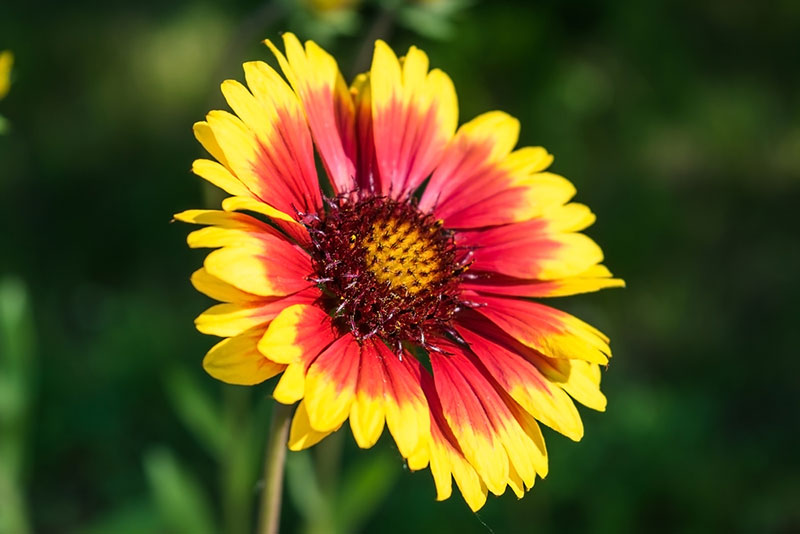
0,278,34,534
286,437,400,534
1,0,798,532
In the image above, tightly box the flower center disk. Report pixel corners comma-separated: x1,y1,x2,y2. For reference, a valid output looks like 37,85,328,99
308,195,465,347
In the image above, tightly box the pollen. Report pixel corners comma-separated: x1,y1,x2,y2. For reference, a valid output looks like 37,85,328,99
305,194,469,348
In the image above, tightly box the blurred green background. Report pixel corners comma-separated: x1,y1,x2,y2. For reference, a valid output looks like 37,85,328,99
1,0,798,532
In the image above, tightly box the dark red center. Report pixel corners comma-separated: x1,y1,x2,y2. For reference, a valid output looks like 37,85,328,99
306,195,468,351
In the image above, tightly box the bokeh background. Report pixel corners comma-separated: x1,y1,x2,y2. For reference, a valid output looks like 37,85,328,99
1,0,799,532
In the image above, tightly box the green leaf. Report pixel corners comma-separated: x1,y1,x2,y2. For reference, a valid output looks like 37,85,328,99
143,447,216,534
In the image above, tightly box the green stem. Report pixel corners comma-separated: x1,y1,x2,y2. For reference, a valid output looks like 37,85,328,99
258,402,293,534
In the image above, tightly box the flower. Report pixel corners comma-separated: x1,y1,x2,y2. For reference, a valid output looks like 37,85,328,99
176,33,623,511
0,51,12,100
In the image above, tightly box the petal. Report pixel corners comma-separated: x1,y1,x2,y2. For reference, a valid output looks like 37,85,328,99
257,303,337,365
190,267,258,303
429,349,508,496
420,370,489,511
463,264,625,298
209,59,321,216
457,313,608,412
196,302,278,337
458,217,603,281
529,355,607,412
266,33,357,193
238,61,322,212
468,296,611,365
349,339,387,449
504,400,548,479
176,209,284,249
370,40,457,197
174,208,274,233
175,207,313,270
457,324,584,441
419,111,521,226
203,233,313,297
202,326,284,385
304,334,360,432
379,345,430,460
220,196,311,247
350,73,379,193
441,168,577,229
195,287,320,337
432,342,545,493
406,440,430,471
218,196,297,225
289,400,336,451
273,360,307,405
191,158,252,198
417,123,583,229
543,203,597,233
193,120,229,168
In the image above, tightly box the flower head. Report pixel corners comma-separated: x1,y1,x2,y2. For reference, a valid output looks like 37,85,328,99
177,33,623,511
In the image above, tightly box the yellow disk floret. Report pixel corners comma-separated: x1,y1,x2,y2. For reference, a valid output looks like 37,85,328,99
363,216,443,294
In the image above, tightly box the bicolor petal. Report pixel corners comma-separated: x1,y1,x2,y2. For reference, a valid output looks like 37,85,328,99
458,324,584,440
420,370,488,511
195,287,320,337
429,349,508,495
174,208,284,249
304,334,360,432
174,203,308,252
458,216,604,281
349,339,387,448
220,196,311,247
259,303,338,404
419,111,523,227
202,234,312,298
370,40,457,197
467,296,611,365
463,264,625,298
380,345,430,461
431,341,548,494
266,33,357,193
257,303,336,364
208,61,321,215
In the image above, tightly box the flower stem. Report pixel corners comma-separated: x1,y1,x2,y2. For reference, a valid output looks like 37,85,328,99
258,401,293,534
